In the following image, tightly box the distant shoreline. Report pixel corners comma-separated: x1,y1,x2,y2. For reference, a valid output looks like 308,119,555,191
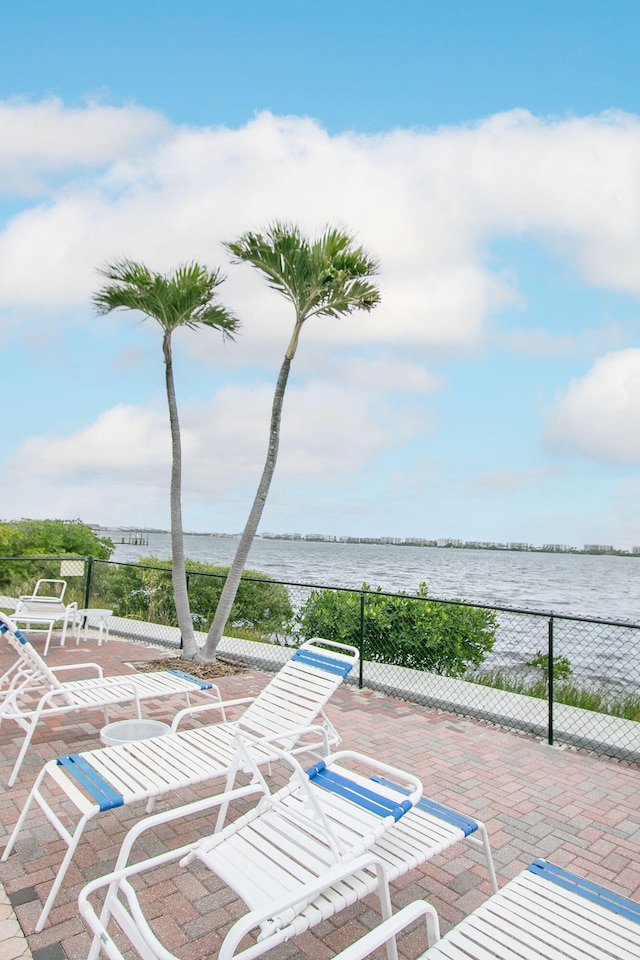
99,527,638,558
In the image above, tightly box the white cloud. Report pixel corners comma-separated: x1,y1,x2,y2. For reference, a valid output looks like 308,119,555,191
494,321,631,359
4,103,640,350
4,99,640,540
0,379,417,527
329,357,444,393
544,348,640,463
0,96,170,195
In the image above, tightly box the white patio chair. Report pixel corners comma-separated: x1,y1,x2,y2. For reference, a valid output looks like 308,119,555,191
77,732,498,960
79,736,425,960
13,578,78,653
0,612,220,786
2,635,360,930
330,858,640,960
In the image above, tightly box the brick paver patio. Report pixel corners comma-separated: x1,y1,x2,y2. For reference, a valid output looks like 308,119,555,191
1,633,639,960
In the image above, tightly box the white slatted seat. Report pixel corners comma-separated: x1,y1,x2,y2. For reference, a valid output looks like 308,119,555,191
76,737,497,960
79,738,425,960
330,858,640,960
12,578,78,653
2,635,359,931
0,613,219,787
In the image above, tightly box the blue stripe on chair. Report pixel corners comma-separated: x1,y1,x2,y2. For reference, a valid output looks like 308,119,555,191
370,775,478,837
528,859,640,924
0,622,28,644
307,765,412,821
56,755,124,811
292,649,353,677
167,669,214,690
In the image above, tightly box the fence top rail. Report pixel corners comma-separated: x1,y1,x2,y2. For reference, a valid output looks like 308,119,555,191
4,554,640,632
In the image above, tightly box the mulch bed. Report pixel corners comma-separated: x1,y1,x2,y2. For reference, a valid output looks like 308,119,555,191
129,655,248,680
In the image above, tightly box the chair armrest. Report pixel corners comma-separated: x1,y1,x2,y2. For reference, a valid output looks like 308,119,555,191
237,722,332,759
331,901,440,960
77,782,266,960
50,662,104,678
170,695,253,731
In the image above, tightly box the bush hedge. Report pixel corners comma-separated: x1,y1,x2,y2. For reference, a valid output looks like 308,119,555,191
296,582,497,676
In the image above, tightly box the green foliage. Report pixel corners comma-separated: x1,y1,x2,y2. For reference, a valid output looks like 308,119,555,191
526,651,573,683
225,223,381,328
103,557,293,639
93,260,240,338
0,520,113,594
470,667,640,722
296,583,497,676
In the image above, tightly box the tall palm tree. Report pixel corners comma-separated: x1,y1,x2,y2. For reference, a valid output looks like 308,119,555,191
200,222,380,660
93,259,240,659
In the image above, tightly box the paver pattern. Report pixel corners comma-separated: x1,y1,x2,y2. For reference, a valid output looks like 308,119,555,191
1,634,639,960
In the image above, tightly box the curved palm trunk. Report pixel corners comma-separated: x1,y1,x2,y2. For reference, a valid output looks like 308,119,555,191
200,356,292,660
164,335,198,659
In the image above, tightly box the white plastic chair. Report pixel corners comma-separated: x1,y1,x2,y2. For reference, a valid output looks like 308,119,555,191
77,730,497,960
0,612,220,787
330,858,640,960
79,736,425,960
2,635,360,931
13,579,77,653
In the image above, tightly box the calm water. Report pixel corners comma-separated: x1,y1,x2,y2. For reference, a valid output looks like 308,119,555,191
108,531,640,624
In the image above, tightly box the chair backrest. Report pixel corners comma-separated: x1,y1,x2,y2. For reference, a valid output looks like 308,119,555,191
32,579,67,601
189,735,423,931
238,638,359,738
0,611,66,694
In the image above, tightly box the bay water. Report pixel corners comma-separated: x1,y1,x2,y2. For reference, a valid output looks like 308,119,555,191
108,531,640,624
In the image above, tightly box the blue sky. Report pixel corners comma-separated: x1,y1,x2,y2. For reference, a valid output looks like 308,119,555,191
2,1,640,549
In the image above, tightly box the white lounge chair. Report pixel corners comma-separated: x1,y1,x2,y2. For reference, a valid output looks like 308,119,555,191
12,579,78,654
330,858,640,960
79,736,425,960
0,612,219,786
76,730,497,960
2,635,360,930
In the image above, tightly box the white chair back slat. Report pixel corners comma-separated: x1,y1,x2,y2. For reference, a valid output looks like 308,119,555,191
75,740,427,960
239,639,358,735
189,736,423,923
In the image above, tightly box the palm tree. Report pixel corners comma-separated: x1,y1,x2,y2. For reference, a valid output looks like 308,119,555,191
199,222,380,660
93,259,239,659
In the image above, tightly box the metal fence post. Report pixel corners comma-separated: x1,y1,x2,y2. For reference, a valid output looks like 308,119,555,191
548,615,554,746
359,590,365,688
83,556,93,610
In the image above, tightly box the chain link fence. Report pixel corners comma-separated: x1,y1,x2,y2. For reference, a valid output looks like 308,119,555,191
2,554,639,763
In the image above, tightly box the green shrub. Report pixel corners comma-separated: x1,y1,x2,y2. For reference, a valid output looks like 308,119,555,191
103,557,293,640
0,519,113,597
296,582,497,676
526,651,573,683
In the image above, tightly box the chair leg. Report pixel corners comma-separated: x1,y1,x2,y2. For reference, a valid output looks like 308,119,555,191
7,716,39,787
43,623,55,657
1,767,45,861
35,812,91,931
466,820,498,894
